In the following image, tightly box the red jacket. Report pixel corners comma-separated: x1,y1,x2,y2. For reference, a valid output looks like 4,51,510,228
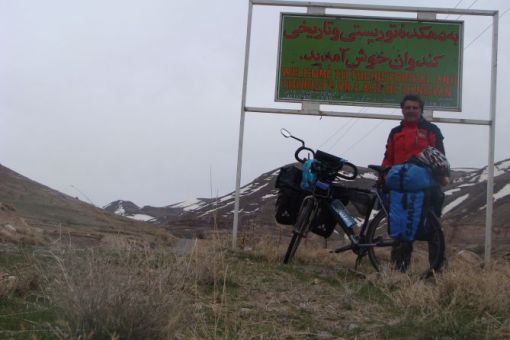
382,118,445,168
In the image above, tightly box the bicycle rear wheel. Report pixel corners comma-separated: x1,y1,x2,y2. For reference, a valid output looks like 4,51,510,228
366,210,445,276
283,197,315,264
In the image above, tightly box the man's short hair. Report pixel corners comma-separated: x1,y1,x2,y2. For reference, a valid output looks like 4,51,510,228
400,94,425,112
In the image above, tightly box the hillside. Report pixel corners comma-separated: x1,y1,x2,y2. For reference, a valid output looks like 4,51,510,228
0,164,173,246
106,159,510,251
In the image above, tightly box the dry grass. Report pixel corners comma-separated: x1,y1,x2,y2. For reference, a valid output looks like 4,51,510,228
0,235,229,339
1,232,510,339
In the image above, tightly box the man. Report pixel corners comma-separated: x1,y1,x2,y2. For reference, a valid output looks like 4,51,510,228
382,94,446,272
382,94,444,168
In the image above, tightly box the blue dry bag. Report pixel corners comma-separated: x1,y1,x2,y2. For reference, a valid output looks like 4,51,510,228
385,163,435,192
388,191,427,241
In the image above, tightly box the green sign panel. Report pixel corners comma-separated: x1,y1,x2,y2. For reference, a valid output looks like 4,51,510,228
276,14,463,111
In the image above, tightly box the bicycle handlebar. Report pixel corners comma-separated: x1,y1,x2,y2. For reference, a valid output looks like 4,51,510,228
285,130,358,181
337,161,358,180
295,146,315,163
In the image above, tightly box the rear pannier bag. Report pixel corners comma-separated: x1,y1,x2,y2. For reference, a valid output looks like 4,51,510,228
388,190,429,241
385,163,435,192
274,165,306,225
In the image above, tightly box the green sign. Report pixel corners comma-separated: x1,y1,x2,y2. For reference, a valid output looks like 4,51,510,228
276,14,463,111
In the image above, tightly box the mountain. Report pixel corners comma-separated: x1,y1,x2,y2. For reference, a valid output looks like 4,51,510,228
107,159,510,250
0,164,173,246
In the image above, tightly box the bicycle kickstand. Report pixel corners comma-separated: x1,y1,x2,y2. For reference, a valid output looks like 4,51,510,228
354,254,363,271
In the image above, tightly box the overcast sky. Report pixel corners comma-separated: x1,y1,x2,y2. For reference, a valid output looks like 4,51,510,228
1,0,509,208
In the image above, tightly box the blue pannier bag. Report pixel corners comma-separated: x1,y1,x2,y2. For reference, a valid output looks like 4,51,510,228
385,163,435,192
388,190,428,241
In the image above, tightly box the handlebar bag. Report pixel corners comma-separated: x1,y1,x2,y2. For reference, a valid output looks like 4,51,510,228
274,164,306,225
385,163,435,192
388,190,430,241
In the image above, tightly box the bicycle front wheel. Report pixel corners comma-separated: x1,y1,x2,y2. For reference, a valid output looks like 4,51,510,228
366,210,445,276
283,197,315,264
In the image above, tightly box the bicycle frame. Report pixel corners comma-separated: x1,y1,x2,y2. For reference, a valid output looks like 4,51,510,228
280,129,445,274
298,184,395,255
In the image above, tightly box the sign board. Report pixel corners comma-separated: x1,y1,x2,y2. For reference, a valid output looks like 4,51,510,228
276,14,464,111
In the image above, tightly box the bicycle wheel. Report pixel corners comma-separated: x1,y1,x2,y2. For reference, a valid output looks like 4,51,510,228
366,211,393,272
283,197,315,264
366,210,445,276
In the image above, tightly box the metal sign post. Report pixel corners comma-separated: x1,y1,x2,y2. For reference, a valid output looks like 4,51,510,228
233,0,498,265
232,0,253,248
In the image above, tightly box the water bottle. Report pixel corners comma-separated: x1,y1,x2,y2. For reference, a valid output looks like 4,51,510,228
330,199,356,230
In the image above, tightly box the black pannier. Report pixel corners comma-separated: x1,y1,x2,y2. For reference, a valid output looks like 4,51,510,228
274,164,306,225
309,202,337,238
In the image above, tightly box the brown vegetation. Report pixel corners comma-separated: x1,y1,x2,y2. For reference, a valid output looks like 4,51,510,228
0,233,509,339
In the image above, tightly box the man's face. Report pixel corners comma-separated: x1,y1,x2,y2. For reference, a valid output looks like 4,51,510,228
402,100,422,123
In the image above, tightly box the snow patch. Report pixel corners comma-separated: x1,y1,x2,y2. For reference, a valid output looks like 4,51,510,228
443,194,470,215
129,214,154,222
219,194,234,203
359,172,378,180
494,184,510,202
244,183,268,195
458,183,477,188
171,198,206,211
478,166,506,183
239,184,253,195
115,206,126,215
452,168,478,173
444,188,461,196
261,194,276,199
497,159,510,170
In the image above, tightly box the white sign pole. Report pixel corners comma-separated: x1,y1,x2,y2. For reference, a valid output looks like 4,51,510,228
484,12,499,266
233,0,253,248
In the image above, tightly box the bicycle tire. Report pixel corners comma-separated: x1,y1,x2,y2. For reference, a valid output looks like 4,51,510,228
283,198,314,264
366,210,445,276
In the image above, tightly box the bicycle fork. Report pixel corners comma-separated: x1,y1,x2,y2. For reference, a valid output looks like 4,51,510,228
293,196,319,237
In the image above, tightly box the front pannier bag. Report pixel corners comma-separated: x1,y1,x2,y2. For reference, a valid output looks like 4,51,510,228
274,164,306,225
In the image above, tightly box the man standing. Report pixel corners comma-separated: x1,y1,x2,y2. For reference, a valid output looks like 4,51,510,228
382,94,446,272
383,94,445,168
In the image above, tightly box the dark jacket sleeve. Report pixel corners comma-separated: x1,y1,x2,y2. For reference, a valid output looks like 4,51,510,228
431,124,445,155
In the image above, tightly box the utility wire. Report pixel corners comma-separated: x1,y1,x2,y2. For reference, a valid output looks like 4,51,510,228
445,0,465,19
328,118,360,151
454,0,480,20
464,6,510,50
337,109,399,155
340,120,386,155
318,118,354,149
70,185,96,206
318,107,366,149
